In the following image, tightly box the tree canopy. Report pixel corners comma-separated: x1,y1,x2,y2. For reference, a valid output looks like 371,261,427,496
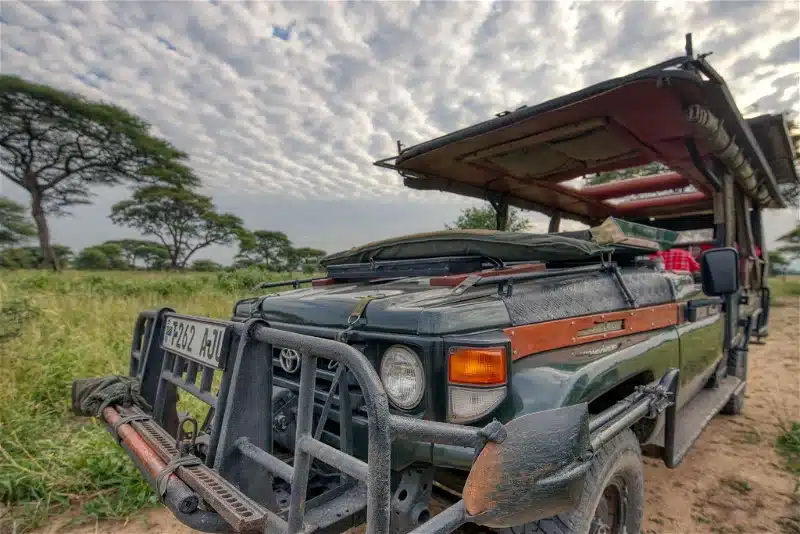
289,247,327,273
776,224,800,262
768,250,790,275
235,230,293,270
110,185,245,269
584,162,669,187
101,239,170,269
191,259,223,272
0,74,196,270
446,202,531,232
0,196,36,247
74,247,114,270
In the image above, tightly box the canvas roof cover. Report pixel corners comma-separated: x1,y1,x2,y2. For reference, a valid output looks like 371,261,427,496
321,217,673,267
375,53,798,225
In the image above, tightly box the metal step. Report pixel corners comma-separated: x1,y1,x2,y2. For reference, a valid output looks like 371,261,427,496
652,376,743,468
121,407,269,532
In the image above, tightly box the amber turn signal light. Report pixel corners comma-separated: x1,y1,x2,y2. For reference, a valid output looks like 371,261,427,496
448,347,507,385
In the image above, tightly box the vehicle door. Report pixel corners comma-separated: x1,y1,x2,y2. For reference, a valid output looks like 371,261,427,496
671,273,725,409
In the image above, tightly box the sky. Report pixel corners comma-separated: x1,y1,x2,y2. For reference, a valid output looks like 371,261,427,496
1,0,799,264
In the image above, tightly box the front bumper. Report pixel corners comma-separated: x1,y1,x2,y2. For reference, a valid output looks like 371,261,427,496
75,309,678,534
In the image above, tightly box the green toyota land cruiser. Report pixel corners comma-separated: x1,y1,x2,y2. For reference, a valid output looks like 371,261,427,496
72,35,797,534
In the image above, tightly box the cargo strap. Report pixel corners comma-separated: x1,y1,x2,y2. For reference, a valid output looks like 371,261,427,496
156,455,202,499
452,273,481,296
112,413,153,444
336,294,384,342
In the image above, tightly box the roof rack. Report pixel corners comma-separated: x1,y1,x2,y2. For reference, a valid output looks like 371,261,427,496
374,33,799,225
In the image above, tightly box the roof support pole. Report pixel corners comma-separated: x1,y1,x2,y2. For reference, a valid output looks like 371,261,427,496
751,206,768,284
487,193,510,231
721,172,739,355
548,212,561,233
495,200,509,231
736,188,760,290
712,190,724,247
722,173,736,248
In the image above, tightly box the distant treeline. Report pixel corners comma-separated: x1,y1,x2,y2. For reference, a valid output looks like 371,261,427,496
0,234,326,273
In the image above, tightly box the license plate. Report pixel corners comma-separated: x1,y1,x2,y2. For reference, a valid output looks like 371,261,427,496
161,315,231,369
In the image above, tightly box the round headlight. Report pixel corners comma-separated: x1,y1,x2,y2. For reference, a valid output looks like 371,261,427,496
380,345,425,410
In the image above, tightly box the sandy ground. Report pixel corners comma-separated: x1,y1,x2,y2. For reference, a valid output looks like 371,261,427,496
38,298,800,534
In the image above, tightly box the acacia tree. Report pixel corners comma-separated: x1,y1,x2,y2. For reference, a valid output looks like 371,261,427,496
446,202,531,232
110,186,244,270
102,239,169,269
235,230,294,270
0,196,36,247
289,247,327,273
768,250,790,279
0,75,194,270
137,242,170,270
777,224,800,265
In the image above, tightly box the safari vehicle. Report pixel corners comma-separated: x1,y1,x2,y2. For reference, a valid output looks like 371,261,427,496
72,35,798,534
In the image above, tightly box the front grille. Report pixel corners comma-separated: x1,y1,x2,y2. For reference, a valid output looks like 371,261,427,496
271,347,369,435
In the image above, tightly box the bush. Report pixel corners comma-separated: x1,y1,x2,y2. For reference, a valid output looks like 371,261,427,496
74,248,110,270
776,420,800,477
0,298,39,342
191,259,222,272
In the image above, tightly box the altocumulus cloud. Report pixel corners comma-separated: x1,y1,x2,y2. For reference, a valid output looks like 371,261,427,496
1,1,798,261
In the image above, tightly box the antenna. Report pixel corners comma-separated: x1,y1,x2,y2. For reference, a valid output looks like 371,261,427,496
685,33,694,58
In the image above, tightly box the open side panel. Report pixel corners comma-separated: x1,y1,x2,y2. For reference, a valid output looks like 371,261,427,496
375,49,797,223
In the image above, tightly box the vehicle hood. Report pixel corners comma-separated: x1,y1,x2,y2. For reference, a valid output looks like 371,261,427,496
242,279,512,336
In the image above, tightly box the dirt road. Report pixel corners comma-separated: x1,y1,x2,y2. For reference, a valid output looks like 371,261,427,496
42,299,799,534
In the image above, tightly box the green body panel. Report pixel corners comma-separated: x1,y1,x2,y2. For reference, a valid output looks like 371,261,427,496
677,313,724,385
497,327,681,422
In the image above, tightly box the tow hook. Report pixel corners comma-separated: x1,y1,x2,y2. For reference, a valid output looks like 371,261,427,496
274,413,290,432
175,414,199,457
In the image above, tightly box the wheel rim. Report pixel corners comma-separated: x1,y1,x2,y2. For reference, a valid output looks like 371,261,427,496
591,476,627,534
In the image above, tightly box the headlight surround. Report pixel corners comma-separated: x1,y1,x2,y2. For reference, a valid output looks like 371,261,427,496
379,344,425,410
448,385,507,424
446,344,510,424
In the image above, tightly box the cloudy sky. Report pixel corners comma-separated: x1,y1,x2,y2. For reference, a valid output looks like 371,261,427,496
1,0,798,263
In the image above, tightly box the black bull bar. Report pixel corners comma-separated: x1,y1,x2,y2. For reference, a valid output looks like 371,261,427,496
74,309,678,534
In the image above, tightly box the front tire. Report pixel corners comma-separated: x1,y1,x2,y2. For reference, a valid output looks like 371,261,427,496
500,429,644,534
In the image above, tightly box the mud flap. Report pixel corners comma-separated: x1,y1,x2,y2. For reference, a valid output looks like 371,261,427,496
462,403,590,528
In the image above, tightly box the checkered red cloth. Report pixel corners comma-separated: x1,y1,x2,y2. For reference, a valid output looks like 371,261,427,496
650,249,701,273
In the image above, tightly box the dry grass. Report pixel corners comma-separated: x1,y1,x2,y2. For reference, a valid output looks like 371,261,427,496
0,269,305,532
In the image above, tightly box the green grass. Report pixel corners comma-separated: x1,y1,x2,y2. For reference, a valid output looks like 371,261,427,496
1,270,795,531
768,275,800,298
0,268,312,532
776,421,800,479
776,421,800,534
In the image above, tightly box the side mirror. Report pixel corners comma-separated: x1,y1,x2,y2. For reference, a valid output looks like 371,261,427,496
700,247,740,296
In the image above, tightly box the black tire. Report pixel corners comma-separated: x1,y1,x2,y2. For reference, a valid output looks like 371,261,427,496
721,384,745,415
498,429,644,534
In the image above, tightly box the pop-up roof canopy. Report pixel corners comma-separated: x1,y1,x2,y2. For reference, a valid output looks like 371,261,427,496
321,217,678,268
374,36,799,227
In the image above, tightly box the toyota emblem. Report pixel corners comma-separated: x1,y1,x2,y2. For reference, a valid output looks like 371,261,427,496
279,348,301,374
